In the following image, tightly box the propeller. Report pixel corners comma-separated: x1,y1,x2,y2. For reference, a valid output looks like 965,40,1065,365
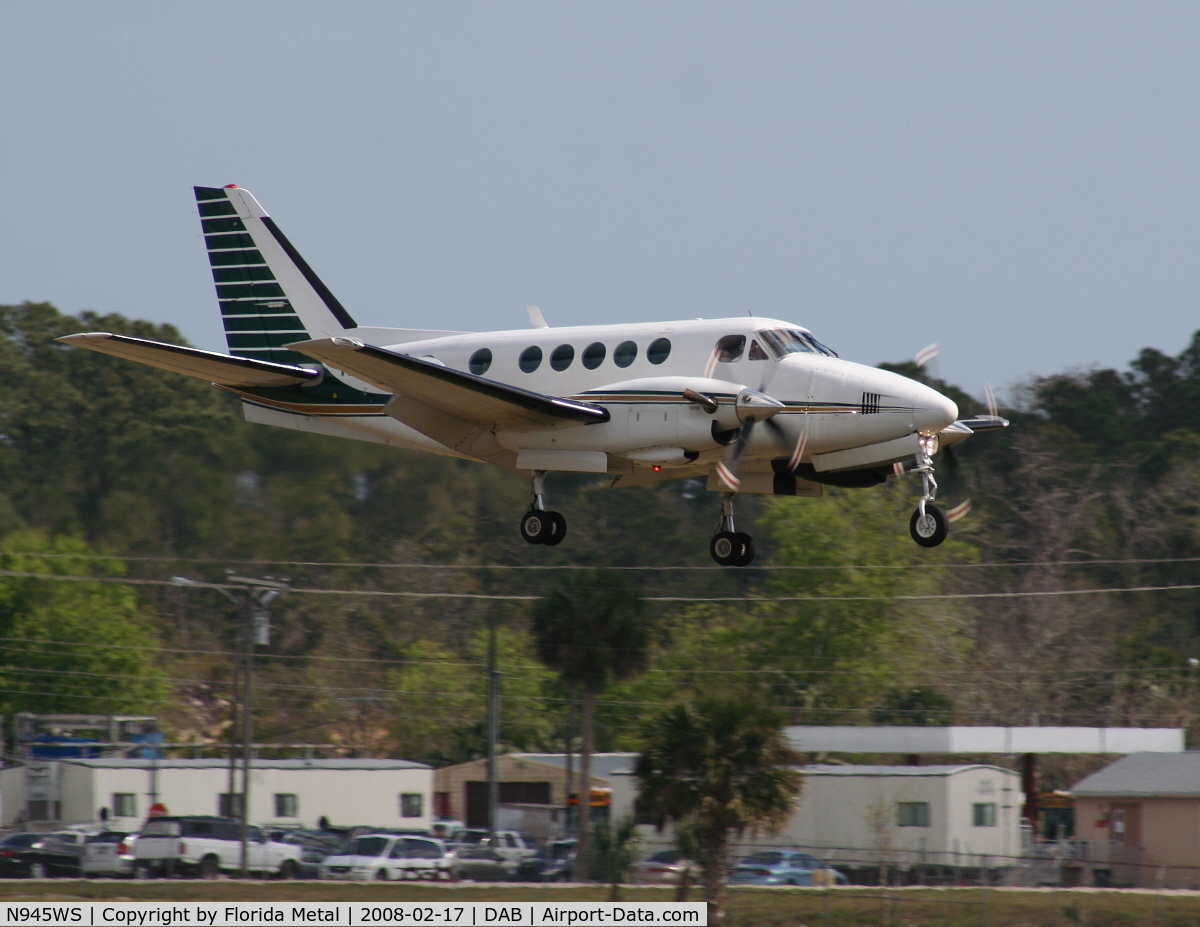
714,387,793,490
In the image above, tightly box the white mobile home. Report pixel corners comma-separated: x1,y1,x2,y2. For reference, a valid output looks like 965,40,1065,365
0,758,432,833
752,764,1022,864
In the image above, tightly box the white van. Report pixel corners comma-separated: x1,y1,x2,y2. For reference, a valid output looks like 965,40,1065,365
134,816,302,879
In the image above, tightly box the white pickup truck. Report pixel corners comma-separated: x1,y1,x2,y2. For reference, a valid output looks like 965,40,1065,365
134,816,302,879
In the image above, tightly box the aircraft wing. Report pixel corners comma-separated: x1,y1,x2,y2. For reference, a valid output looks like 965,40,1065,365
290,338,611,429
56,332,320,387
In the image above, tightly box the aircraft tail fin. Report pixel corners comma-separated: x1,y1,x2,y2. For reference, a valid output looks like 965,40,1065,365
195,185,357,367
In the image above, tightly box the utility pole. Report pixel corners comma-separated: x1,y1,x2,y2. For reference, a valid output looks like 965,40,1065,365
173,573,288,879
486,616,500,840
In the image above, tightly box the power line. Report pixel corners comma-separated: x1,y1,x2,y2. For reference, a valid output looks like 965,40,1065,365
10,552,1200,571
2,566,1200,602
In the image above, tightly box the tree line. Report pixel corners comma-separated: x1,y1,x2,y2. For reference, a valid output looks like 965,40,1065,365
2,301,1200,795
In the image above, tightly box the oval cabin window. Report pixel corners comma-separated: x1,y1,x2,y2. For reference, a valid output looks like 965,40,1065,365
614,341,637,368
647,338,672,365
550,344,575,371
519,346,543,373
582,342,606,369
469,348,492,375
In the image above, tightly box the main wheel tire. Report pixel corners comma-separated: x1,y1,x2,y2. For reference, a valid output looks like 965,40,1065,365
520,510,551,544
732,532,756,567
710,531,743,566
198,855,220,880
278,859,299,880
541,511,567,546
375,869,390,881
910,504,949,547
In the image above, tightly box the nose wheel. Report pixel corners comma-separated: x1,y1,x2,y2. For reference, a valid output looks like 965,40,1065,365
520,470,568,547
909,504,948,547
908,435,948,548
711,492,755,566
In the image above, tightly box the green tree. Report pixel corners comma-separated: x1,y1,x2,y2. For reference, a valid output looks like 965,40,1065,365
749,483,970,716
0,531,167,714
634,694,802,922
531,572,651,876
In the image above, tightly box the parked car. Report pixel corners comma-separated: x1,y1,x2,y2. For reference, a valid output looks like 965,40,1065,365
515,839,576,882
631,849,695,885
0,833,82,878
134,816,302,879
80,831,135,878
454,845,517,882
268,829,342,880
320,834,454,882
728,850,847,886
448,829,535,866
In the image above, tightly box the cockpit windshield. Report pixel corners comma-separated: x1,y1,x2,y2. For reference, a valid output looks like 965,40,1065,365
756,329,838,359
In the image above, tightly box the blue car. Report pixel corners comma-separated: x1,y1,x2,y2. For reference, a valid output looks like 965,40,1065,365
728,850,846,886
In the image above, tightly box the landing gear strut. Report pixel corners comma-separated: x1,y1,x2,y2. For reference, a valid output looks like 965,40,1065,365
711,492,755,566
909,435,948,548
520,470,566,546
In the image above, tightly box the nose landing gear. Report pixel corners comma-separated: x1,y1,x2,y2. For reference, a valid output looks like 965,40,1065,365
520,470,567,546
711,492,755,566
908,435,948,548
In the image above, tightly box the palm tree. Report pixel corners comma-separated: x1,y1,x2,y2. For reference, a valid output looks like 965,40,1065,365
634,694,803,922
589,816,641,901
531,571,650,876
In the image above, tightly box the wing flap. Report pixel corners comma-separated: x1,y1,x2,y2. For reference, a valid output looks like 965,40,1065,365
56,333,321,387
290,338,610,430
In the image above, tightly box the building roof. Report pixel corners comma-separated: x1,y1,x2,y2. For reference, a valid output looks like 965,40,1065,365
802,764,1017,778
512,753,637,780
1073,752,1200,797
55,758,430,771
787,726,1185,755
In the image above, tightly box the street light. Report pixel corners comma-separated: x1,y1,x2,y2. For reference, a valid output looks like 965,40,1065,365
172,573,288,878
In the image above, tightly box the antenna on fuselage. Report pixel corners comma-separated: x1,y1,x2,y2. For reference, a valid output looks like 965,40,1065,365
526,305,549,329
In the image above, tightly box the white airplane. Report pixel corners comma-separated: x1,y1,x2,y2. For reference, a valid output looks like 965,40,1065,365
59,185,1007,566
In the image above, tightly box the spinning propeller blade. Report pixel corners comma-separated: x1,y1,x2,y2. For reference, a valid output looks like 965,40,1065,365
716,387,787,490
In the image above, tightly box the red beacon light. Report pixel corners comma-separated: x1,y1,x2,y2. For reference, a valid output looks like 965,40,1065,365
223,184,238,189
652,465,662,472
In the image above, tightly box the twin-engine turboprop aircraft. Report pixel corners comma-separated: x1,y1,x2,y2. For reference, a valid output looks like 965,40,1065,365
59,185,1007,565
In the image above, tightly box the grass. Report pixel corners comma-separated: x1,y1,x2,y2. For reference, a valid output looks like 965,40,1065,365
1,881,1199,926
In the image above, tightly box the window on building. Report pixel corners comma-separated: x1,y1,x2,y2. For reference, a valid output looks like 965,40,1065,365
897,802,930,827
26,800,59,822
275,793,299,818
400,793,424,818
613,341,637,368
112,793,137,818
219,793,245,818
973,802,997,826
469,348,492,375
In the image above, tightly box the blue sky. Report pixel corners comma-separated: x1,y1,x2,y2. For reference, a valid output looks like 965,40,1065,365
3,2,1198,400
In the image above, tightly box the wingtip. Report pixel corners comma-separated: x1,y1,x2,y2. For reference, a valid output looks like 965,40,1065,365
55,332,114,345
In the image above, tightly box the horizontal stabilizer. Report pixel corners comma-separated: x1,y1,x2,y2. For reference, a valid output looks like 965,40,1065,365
56,332,320,387
291,338,610,430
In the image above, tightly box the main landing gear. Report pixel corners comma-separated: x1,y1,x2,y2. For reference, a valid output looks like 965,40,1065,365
909,435,948,548
520,470,567,547
711,492,755,567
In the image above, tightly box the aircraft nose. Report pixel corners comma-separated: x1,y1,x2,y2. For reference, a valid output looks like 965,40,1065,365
912,383,958,435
